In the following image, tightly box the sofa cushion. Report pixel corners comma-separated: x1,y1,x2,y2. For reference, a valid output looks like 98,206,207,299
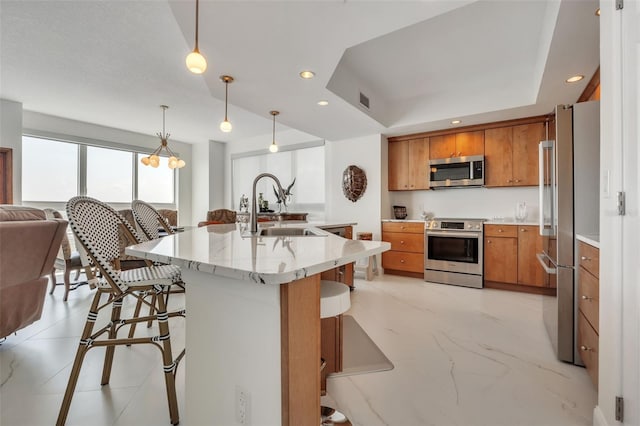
0,205,46,222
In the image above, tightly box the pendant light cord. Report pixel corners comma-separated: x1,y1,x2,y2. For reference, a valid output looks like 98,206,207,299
194,0,200,51
224,81,229,120
272,114,276,142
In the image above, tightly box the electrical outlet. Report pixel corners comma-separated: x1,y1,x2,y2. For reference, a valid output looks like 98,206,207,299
235,386,250,425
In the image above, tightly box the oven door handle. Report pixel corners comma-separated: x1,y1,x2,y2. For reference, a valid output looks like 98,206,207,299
426,231,481,239
536,252,557,274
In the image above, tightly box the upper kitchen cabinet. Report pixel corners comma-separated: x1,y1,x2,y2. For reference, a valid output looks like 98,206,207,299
388,138,429,191
429,131,484,160
484,122,546,187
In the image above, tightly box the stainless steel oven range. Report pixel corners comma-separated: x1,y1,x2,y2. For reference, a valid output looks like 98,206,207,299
425,218,485,288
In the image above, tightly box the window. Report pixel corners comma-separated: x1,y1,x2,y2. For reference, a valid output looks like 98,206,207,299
232,142,325,218
87,146,133,202
21,135,177,207
22,136,78,202
137,154,174,203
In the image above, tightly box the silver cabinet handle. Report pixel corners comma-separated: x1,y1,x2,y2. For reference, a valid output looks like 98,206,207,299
581,345,593,352
400,240,405,244
581,256,591,261
581,295,593,301
487,240,492,244
520,228,526,232
507,179,513,183
498,229,503,232
400,259,405,263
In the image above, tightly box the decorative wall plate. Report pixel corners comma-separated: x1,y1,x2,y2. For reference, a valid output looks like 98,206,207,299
342,165,367,202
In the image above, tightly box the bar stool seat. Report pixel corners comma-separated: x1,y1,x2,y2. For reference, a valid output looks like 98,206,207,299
321,280,351,319
320,280,351,425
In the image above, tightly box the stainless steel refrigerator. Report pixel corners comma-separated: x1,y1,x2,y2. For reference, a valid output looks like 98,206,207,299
538,101,600,364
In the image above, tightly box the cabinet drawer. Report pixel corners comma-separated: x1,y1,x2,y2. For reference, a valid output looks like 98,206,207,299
579,267,599,334
578,311,599,387
382,221,425,234
382,232,424,253
382,251,424,273
484,224,517,237
578,242,599,279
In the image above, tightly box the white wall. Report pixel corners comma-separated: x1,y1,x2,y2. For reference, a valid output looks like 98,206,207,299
388,186,540,222
190,140,227,224
0,99,23,203
325,134,384,240
13,108,193,223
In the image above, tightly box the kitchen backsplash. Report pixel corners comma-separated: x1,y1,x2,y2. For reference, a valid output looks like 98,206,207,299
388,186,539,221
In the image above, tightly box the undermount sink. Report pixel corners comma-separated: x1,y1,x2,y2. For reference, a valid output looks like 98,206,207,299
244,227,327,237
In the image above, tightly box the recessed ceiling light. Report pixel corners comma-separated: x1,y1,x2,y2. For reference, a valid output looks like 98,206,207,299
317,100,329,106
299,70,315,79
566,75,584,83
451,120,461,124
595,8,601,16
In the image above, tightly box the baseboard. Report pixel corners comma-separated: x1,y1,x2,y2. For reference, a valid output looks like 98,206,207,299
593,405,608,426
383,269,423,279
484,280,557,296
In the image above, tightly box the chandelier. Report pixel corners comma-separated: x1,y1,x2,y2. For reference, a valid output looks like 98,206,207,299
140,105,186,169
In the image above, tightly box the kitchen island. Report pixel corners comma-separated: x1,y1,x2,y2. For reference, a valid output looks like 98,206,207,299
126,222,389,425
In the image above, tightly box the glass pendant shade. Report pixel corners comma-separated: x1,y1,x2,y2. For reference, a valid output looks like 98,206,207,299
186,50,207,74
220,119,232,132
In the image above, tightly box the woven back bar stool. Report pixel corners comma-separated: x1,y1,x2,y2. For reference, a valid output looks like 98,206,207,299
132,199,175,241
56,196,185,426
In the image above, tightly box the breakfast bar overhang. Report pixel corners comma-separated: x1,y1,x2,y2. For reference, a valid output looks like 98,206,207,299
126,223,390,425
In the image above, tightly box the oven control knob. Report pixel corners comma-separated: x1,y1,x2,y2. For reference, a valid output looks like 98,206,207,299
475,225,480,229
467,224,472,229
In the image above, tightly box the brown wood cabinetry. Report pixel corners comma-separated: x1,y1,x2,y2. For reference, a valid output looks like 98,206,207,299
484,225,517,283
381,221,424,277
429,131,484,159
484,122,545,187
484,224,548,291
388,138,429,190
516,225,546,287
577,240,599,387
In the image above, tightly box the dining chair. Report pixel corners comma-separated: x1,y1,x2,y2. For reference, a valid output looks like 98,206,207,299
57,196,185,426
43,208,94,301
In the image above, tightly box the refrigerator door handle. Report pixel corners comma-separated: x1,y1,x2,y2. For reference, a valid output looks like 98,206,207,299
539,140,555,236
536,252,557,274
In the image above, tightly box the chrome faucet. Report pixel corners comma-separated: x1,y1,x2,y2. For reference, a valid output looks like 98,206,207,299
250,173,287,234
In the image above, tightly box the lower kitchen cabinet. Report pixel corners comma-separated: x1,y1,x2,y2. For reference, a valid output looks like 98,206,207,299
578,240,599,388
381,221,424,277
484,224,548,291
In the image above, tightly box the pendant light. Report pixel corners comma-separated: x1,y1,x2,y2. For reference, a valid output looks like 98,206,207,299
219,75,234,132
140,105,186,169
185,0,207,74
269,111,279,153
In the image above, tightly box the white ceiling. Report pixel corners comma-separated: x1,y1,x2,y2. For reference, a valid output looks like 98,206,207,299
0,0,599,145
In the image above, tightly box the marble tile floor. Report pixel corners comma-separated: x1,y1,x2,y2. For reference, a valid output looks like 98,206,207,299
0,274,596,426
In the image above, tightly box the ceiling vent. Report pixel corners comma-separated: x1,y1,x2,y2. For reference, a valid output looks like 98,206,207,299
359,92,370,110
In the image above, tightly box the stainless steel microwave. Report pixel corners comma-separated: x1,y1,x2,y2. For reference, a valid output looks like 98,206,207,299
428,155,484,188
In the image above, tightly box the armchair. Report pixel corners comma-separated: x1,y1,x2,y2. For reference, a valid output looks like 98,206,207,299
0,205,67,338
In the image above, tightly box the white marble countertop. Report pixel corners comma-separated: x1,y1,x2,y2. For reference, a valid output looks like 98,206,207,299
308,221,357,229
126,223,390,285
577,234,600,248
484,219,539,226
381,219,427,223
